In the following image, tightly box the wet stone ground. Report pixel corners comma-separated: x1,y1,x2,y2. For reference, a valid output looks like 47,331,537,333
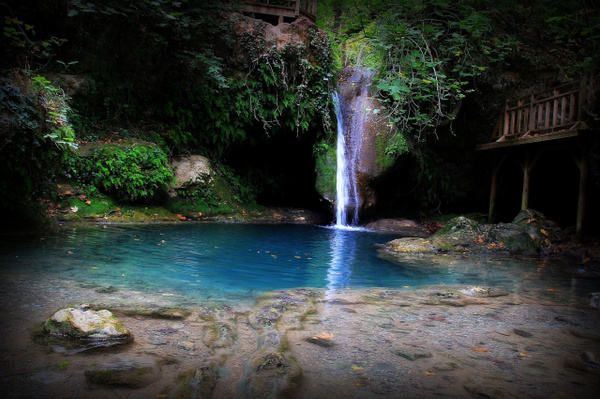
0,271,599,399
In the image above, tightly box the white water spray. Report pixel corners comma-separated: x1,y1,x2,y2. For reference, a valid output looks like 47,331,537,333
334,91,354,227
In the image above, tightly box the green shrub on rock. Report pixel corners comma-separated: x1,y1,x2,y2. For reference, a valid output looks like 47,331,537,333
65,140,173,203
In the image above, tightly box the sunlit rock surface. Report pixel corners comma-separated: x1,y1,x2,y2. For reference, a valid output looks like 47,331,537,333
42,304,132,352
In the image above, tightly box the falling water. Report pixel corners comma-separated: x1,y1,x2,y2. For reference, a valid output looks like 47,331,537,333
334,69,375,227
334,91,354,227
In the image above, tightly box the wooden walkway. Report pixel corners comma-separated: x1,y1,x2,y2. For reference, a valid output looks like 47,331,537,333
240,0,318,24
477,77,596,238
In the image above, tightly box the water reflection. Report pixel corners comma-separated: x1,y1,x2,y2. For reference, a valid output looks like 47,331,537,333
325,227,357,296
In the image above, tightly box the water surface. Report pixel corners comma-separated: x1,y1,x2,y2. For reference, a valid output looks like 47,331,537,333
0,223,592,304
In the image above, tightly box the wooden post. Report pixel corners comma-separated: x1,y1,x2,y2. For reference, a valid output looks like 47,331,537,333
488,155,506,222
575,149,588,240
578,75,588,122
521,152,539,210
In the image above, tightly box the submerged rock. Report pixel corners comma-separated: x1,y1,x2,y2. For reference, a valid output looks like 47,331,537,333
171,363,220,399
42,304,132,352
241,351,302,399
85,356,161,388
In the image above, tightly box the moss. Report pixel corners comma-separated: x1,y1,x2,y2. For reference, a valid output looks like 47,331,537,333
314,140,336,201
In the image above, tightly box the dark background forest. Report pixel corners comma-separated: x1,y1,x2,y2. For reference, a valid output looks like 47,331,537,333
1,0,598,233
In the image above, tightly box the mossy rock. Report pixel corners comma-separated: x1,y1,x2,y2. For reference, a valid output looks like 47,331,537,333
384,216,540,257
42,304,132,352
512,208,561,246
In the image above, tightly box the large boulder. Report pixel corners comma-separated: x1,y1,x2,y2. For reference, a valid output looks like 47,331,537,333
42,304,132,352
384,216,540,256
512,208,561,246
171,155,213,189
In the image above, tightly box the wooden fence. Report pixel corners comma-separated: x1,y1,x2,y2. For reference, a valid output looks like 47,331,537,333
490,78,588,143
242,0,318,23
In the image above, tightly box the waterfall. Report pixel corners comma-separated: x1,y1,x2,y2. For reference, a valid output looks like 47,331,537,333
334,68,374,227
334,92,353,227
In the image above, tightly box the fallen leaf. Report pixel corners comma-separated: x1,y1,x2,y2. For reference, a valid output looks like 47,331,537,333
351,365,363,371
470,346,489,352
85,200,91,205
547,289,560,292
423,372,435,375
518,353,529,357
313,331,334,340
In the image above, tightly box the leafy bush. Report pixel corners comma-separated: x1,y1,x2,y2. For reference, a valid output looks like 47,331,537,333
65,142,173,203
0,72,76,217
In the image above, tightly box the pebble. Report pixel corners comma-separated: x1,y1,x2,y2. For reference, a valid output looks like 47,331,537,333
178,341,195,351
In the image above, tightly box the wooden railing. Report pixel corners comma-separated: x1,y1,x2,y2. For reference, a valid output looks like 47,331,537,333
490,78,588,143
241,0,318,23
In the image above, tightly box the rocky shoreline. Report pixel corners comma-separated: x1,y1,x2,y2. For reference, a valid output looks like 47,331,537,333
1,269,599,399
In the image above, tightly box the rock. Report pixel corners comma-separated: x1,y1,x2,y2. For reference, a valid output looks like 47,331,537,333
171,363,219,399
458,286,509,298
463,375,526,398
241,351,302,399
42,304,132,352
382,216,540,257
203,321,237,349
171,155,213,189
485,222,540,255
315,67,396,216
391,347,432,361
383,237,437,254
85,356,162,388
512,209,561,246
364,218,430,237
563,351,600,373
178,341,195,351
513,328,533,338
433,361,459,371
306,335,336,348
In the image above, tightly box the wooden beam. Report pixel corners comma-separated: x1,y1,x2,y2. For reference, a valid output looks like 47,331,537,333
476,128,581,150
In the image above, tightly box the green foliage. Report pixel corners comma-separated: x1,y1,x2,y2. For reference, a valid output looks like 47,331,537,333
413,150,465,209
166,160,257,216
0,72,77,217
160,23,336,155
313,139,337,200
1,13,67,69
64,142,174,203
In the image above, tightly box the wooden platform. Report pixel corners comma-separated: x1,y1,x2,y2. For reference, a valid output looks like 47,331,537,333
476,79,589,151
240,0,317,24
476,77,597,238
